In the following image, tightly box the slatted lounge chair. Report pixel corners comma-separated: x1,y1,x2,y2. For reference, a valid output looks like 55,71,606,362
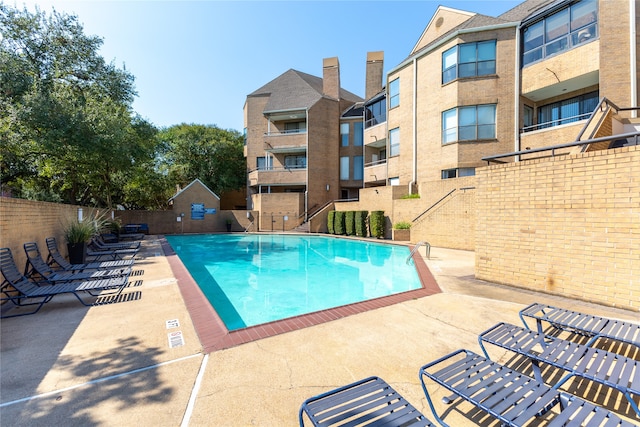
478,322,640,418
94,236,140,250
24,242,131,283
519,302,640,349
86,241,138,261
418,349,636,427
1,248,128,318
299,376,434,426
45,237,134,271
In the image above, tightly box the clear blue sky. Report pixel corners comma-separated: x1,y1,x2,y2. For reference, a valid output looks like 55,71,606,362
15,0,521,132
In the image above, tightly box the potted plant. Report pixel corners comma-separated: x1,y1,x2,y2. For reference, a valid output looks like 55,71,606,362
225,217,233,232
64,220,96,264
392,221,411,241
63,212,105,264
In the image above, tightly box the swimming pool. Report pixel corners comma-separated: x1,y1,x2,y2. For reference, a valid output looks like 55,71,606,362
165,234,422,331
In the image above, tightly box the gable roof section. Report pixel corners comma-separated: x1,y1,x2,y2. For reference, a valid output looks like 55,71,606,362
169,178,220,202
411,6,476,55
248,69,362,113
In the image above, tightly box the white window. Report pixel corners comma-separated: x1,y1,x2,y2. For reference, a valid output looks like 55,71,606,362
442,105,496,144
340,123,349,146
389,128,400,157
389,78,400,108
340,156,349,180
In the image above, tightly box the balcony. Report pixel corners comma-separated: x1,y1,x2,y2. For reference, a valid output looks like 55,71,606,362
363,160,387,185
248,166,306,187
264,130,307,153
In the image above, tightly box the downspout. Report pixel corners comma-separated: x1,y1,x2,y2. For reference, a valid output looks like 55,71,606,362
630,0,638,117
304,108,309,221
409,57,418,194
514,24,522,156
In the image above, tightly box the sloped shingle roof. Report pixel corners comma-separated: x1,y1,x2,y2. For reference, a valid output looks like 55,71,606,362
248,69,362,112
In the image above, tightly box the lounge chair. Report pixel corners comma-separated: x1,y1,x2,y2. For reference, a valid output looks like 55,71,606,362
478,322,640,418
93,236,140,250
24,242,131,283
519,302,640,349
1,248,128,318
86,241,138,261
45,237,134,271
419,348,636,427
299,376,434,426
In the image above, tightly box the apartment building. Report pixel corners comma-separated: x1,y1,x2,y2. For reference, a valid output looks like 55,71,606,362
363,0,638,190
244,58,362,231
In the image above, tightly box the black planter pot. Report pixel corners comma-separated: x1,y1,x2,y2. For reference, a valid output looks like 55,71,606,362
226,223,232,232
67,242,87,264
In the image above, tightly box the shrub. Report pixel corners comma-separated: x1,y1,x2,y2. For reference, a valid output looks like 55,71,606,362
334,211,346,235
345,211,355,236
369,210,385,239
327,211,335,234
393,221,412,230
355,210,368,237
401,193,421,199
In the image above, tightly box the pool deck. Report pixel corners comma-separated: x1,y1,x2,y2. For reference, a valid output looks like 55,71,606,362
1,235,638,426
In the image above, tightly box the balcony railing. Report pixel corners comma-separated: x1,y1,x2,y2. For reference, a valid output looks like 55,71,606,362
248,166,307,186
365,116,386,129
521,112,591,133
264,129,307,136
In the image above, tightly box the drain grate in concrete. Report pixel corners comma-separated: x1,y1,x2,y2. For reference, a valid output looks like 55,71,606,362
168,331,184,348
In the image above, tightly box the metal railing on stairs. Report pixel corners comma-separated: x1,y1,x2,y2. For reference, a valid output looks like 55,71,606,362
406,241,430,264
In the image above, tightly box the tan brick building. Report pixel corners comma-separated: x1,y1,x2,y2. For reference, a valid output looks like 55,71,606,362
243,58,363,231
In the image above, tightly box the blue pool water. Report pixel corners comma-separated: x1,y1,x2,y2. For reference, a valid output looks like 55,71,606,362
165,234,422,331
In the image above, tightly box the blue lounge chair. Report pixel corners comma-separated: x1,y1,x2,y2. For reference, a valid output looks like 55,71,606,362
93,236,140,250
24,242,131,283
45,237,134,271
519,302,639,349
86,241,138,261
300,376,434,426
419,349,636,427
1,248,128,318
478,322,640,418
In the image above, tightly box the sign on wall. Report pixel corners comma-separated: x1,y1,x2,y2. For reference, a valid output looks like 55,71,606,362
191,203,205,220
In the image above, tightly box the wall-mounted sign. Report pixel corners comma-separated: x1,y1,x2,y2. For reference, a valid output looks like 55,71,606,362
205,208,217,215
191,203,205,220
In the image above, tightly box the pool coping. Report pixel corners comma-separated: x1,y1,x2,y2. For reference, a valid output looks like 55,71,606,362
161,235,441,353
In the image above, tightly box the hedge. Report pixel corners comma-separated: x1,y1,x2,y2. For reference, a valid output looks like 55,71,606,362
345,211,355,236
334,211,346,235
369,210,385,239
355,210,368,237
327,211,335,234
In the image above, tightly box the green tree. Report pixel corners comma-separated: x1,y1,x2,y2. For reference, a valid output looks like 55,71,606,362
158,124,246,195
0,5,158,208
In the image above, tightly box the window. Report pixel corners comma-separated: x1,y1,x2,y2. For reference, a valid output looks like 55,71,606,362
256,156,268,170
353,122,363,146
284,121,306,133
441,168,476,179
365,97,386,128
340,123,349,146
442,105,496,144
522,0,597,66
340,157,349,180
537,91,598,129
389,128,400,156
442,40,496,84
284,155,306,169
523,105,534,130
389,78,400,108
353,156,363,180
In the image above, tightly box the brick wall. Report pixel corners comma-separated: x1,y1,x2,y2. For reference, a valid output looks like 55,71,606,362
0,198,98,273
476,145,640,311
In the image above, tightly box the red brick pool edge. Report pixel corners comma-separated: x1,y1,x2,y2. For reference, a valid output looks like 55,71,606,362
161,236,441,353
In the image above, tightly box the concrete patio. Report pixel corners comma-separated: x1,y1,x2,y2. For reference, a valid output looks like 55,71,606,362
1,236,638,426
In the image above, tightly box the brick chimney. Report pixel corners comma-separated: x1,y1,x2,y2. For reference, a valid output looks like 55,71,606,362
365,51,384,100
322,57,340,100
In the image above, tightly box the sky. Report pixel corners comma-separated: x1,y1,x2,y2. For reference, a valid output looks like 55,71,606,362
12,0,522,132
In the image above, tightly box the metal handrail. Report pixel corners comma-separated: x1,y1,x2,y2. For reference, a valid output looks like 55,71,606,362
413,189,456,223
483,131,640,164
407,241,430,264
